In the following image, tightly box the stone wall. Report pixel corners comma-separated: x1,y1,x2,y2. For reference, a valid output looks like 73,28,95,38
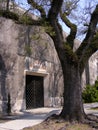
0,16,97,114
89,52,98,85
74,38,98,87
81,52,98,88
0,17,63,113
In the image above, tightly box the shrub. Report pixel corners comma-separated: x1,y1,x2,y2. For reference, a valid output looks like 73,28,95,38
0,10,19,21
82,80,98,103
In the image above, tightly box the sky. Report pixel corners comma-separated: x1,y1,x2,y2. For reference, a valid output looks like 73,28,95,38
15,0,29,9
14,0,98,41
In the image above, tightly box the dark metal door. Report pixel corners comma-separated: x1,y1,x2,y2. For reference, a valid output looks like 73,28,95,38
26,75,44,109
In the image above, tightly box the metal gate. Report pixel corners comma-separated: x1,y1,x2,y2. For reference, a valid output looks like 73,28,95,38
25,75,44,109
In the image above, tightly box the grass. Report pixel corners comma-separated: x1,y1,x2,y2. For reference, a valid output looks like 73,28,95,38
90,107,98,110
23,119,96,130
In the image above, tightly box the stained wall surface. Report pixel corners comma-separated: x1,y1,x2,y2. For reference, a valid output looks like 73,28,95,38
0,17,97,114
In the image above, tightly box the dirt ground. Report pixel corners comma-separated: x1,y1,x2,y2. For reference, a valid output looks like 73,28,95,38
23,120,96,130
23,114,98,130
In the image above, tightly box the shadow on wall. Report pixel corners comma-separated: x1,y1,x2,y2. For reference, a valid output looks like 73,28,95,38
0,55,7,113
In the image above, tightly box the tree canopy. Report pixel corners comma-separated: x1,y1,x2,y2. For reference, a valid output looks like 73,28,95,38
2,0,98,122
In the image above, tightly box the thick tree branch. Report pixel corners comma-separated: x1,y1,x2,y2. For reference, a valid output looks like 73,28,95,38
48,20,64,57
48,20,78,65
60,11,77,48
47,0,78,64
48,0,63,20
24,20,43,25
76,4,98,58
47,0,63,46
18,16,43,26
27,0,46,18
47,0,67,62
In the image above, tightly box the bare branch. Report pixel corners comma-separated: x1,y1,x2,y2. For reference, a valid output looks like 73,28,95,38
62,0,80,15
48,0,63,20
47,0,64,47
76,4,98,58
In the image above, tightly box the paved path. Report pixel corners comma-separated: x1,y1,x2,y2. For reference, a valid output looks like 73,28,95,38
0,103,98,130
0,108,61,130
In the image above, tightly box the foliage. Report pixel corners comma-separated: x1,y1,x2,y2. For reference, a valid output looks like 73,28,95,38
42,21,56,36
0,10,19,20
31,33,40,40
82,80,98,103
0,9,33,25
64,43,78,63
24,45,32,56
19,14,33,25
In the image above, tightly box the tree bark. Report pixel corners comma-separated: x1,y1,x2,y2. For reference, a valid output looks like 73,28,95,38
27,0,98,122
48,2,86,121
60,60,86,122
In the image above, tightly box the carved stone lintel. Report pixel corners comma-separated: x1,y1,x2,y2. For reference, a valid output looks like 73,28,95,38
25,57,47,72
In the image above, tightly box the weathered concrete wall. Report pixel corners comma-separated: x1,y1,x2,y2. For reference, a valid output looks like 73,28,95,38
0,17,97,114
89,52,98,85
74,38,98,88
0,17,63,113
0,18,21,113
81,52,98,88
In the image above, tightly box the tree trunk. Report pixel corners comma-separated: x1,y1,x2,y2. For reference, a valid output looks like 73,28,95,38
60,61,86,122
47,3,87,121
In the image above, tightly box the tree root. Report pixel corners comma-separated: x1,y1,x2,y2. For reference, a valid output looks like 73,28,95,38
84,114,98,129
44,113,98,129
